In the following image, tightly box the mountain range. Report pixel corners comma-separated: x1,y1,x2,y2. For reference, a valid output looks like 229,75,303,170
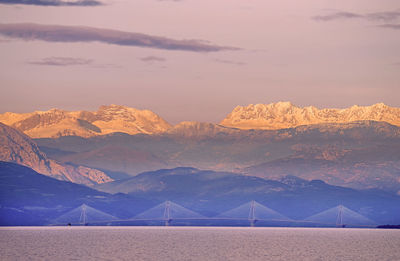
1,102,399,138
34,120,400,193
76,166,400,223
2,162,400,225
1,101,400,226
0,104,171,138
1,102,399,196
221,102,400,130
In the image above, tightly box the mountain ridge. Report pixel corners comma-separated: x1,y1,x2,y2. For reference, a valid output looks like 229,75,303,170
1,102,400,138
0,104,172,138
35,120,400,192
0,122,113,186
94,166,400,222
220,102,400,130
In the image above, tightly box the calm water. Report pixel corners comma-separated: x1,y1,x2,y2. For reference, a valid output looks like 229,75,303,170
1,226,400,261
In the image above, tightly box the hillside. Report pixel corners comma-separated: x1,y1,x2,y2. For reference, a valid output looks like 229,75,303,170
35,121,400,193
0,122,112,186
95,167,400,222
0,162,152,225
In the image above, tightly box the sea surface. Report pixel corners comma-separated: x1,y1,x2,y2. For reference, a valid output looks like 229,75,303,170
1,226,400,261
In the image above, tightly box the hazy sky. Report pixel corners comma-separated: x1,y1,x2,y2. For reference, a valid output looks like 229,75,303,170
0,0,399,124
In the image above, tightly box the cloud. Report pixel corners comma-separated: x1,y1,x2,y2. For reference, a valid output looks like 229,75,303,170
313,11,362,22
28,57,93,66
0,23,239,52
366,11,400,22
313,10,400,22
139,56,166,62
214,59,245,66
28,56,122,68
378,24,400,30
0,0,103,6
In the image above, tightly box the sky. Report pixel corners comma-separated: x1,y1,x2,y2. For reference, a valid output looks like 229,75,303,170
0,0,399,124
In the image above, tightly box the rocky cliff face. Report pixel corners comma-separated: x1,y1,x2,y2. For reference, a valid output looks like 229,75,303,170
0,105,172,138
0,122,112,186
220,102,400,130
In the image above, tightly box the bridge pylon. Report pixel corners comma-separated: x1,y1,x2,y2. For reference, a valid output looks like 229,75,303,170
79,204,87,225
248,200,257,227
336,205,344,227
163,200,172,226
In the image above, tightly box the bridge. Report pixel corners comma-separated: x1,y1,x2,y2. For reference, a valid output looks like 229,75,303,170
50,201,377,228
304,204,376,227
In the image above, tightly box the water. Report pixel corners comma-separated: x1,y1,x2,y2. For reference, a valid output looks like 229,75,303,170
1,227,400,261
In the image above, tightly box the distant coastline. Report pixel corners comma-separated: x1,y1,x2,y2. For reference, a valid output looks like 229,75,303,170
377,225,400,229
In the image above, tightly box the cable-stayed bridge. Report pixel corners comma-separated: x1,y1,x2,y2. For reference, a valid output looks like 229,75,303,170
217,200,291,227
50,201,377,227
52,204,119,225
132,200,206,226
304,205,376,227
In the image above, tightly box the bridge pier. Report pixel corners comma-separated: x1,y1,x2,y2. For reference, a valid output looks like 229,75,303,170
165,219,172,226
